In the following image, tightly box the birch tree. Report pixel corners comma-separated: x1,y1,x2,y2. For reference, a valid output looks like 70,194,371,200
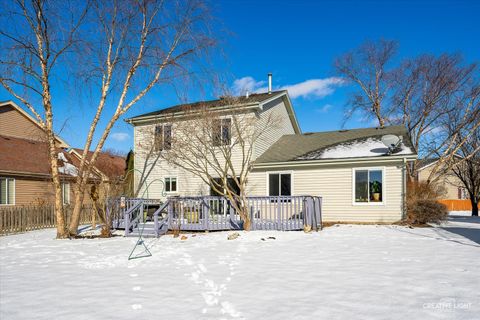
0,0,215,237
0,0,90,238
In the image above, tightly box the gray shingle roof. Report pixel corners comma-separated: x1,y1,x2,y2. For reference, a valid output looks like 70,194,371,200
128,90,286,120
255,125,416,163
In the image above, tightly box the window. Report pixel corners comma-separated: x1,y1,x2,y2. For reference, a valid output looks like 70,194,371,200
213,118,231,146
354,169,383,203
458,187,468,200
62,182,70,205
154,124,172,151
210,177,240,196
0,178,15,205
268,173,291,196
165,177,177,193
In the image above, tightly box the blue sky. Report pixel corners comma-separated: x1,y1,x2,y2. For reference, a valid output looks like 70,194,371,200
1,0,479,153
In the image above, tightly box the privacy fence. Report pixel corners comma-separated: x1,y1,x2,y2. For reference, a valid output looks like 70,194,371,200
438,199,472,211
0,205,95,236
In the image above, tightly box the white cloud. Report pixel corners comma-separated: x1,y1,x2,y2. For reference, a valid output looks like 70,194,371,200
232,76,344,99
316,104,333,113
111,132,129,142
281,78,344,99
232,77,266,95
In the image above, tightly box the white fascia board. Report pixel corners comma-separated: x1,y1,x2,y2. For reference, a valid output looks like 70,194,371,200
253,154,418,170
126,103,262,125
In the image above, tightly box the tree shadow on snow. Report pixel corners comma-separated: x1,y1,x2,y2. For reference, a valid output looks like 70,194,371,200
437,227,480,245
389,226,480,248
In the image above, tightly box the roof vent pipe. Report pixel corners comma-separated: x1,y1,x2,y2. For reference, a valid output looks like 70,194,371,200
268,73,272,94
245,90,249,98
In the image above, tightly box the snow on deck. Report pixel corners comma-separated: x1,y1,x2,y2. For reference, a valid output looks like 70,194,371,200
1,218,479,319
297,138,413,160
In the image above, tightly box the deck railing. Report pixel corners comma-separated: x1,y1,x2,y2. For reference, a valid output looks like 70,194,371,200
114,195,322,236
148,195,322,235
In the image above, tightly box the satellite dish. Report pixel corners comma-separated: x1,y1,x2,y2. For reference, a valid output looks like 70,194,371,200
381,135,403,154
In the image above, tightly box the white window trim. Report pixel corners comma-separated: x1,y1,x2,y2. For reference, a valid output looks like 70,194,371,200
0,177,15,206
154,124,173,151
352,167,386,206
213,116,232,147
164,176,178,194
62,182,71,205
266,171,294,196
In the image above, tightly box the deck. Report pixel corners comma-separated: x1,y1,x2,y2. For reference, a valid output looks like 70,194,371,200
109,196,322,237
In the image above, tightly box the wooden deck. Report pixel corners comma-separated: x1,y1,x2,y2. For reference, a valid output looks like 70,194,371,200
109,196,322,237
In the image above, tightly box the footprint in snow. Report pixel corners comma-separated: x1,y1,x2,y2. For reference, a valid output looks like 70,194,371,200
221,301,242,318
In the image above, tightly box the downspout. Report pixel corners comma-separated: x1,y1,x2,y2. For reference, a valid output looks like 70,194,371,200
402,158,407,220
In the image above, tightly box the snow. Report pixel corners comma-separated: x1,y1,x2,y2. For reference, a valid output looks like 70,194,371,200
449,211,473,217
57,151,79,176
58,162,78,176
298,138,413,160
1,218,479,320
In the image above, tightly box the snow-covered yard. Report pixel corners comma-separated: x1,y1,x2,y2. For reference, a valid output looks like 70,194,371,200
1,217,479,320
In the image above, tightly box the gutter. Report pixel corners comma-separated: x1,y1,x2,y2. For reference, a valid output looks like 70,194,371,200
252,154,418,169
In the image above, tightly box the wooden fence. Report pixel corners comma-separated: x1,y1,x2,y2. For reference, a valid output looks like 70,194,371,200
438,199,472,211
0,205,95,236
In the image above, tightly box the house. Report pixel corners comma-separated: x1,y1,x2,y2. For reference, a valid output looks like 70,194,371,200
417,158,472,211
127,89,417,223
0,101,126,206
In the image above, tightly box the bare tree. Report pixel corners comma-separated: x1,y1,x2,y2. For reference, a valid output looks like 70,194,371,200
1,0,216,237
154,99,281,231
390,54,479,180
335,39,398,127
448,128,480,216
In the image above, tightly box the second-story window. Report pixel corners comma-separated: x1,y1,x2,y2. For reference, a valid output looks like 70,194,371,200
154,124,172,151
213,118,231,146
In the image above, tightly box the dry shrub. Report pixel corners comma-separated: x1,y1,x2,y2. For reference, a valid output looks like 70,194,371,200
406,181,448,225
406,199,448,225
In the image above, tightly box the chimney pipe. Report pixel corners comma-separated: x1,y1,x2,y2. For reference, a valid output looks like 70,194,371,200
268,73,272,94
245,90,249,98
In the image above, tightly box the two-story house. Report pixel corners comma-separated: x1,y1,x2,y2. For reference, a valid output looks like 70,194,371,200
127,89,417,223
0,101,126,206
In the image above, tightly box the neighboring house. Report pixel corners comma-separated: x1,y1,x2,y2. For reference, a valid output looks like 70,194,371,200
417,158,471,210
0,101,126,206
128,90,417,223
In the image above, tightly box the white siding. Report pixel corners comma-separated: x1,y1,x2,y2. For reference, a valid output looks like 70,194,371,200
254,98,296,159
247,161,405,223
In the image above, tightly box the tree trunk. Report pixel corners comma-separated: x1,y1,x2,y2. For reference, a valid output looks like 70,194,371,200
44,96,68,238
69,184,87,236
471,199,479,217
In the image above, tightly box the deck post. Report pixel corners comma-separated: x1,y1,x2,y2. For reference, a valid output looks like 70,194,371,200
124,208,130,237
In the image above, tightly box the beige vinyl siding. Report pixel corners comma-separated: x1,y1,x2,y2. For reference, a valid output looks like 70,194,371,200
134,123,210,200
133,98,293,201
417,164,465,199
254,98,295,159
247,161,405,223
0,105,46,141
2,176,88,206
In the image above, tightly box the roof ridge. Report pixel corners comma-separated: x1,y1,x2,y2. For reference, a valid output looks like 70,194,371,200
127,90,287,121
